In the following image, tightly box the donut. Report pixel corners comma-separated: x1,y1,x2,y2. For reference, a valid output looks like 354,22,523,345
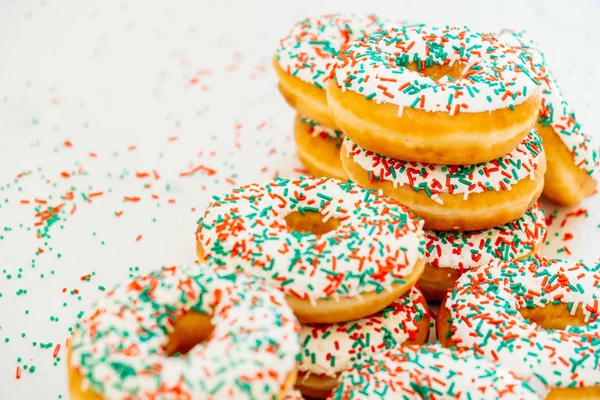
498,29,599,205
329,344,546,400
196,176,426,324
420,203,547,301
274,14,388,129
68,265,300,400
341,129,546,231
437,255,600,399
297,287,430,398
327,25,541,165
294,114,346,180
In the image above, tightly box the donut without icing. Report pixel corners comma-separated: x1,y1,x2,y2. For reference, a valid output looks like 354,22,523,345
327,25,541,165
420,203,547,301
68,265,300,400
196,176,426,324
341,129,546,231
296,287,430,399
498,29,599,205
437,255,600,399
275,14,390,129
294,114,347,181
328,344,546,400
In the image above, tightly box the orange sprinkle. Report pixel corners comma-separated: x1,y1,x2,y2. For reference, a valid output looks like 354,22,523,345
225,177,236,185
168,136,178,141
60,172,70,178
64,140,73,147
151,194,159,200
20,200,30,204
70,204,77,215
115,210,123,217
89,152,97,158
563,233,574,241
35,198,47,204
53,343,61,358
168,199,176,204
136,172,149,178
179,165,216,177
16,366,21,379
152,170,161,179
136,235,143,241
88,191,104,198
127,145,137,151
123,196,141,202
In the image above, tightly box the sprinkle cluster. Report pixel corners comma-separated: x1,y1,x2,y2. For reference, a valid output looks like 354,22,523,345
71,265,300,399
498,29,600,180
329,344,544,400
444,256,600,389
276,14,389,89
332,25,539,115
425,203,547,270
298,287,428,378
344,129,544,204
300,116,343,140
197,176,425,302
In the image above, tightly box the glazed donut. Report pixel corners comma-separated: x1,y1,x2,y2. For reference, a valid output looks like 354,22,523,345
437,255,600,399
498,29,599,205
340,129,546,231
420,203,547,301
68,265,300,400
327,25,541,165
275,14,388,128
297,287,430,399
329,344,546,400
196,176,426,324
294,114,346,180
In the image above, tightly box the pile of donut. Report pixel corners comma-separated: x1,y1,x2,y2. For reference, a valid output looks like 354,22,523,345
65,15,600,400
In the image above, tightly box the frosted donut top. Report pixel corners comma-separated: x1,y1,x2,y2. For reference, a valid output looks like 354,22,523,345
444,256,600,389
343,129,544,204
329,344,544,400
276,14,390,89
425,203,547,270
332,25,540,115
298,287,428,378
197,176,425,301
71,265,300,399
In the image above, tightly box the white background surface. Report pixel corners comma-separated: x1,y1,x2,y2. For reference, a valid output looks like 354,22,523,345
0,1,599,398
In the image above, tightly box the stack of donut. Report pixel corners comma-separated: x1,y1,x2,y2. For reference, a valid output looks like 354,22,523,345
277,21,554,301
65,18,600,400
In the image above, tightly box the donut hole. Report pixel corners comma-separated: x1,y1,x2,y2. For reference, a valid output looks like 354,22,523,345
284,211,341,236
406,62,466,82
519,302,588,330
165,311,214,356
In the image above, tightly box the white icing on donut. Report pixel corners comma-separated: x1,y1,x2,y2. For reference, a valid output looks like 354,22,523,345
298,287,428,378
425,203,547,270
197,176,425,302
443,256,600,390
332,25,540,114
330,344,545,399
276,14,390,89
343,129,544,204
71,265,300,399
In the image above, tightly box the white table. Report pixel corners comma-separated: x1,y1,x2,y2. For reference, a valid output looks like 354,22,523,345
0,0,598,398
